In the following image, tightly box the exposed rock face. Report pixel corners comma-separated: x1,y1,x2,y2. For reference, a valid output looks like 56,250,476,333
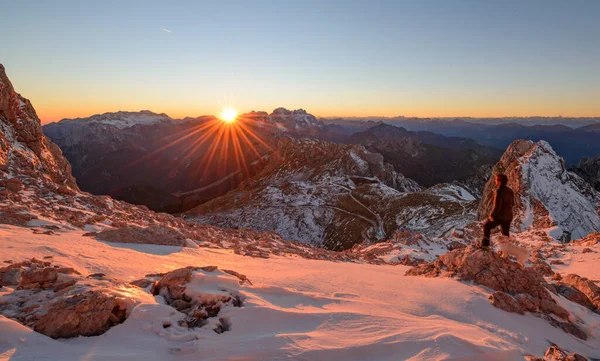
0,64,76,188
346,123,500,187
459,164,494,199
572,232,600,247
540,345,589,361
406,246,586,339
187,137,426,250
489,291,524,314
0,259,132,339
188,136,479,250
570,155,600,192
478,140,600,239
35,290,127,338
559,274,600,312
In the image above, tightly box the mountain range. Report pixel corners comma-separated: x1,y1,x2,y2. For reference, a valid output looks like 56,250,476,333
43,109,502,213
3,63,600,360
326,117,600,166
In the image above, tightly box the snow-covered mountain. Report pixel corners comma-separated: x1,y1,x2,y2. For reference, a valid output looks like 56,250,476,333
53,110,176,130
479,140,600,240
239,108,325,134
2,64,600,360
186,137,480,250
41,108,330,212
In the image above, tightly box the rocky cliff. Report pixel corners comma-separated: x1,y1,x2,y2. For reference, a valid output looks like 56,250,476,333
0,64,76,188
478,140,600,239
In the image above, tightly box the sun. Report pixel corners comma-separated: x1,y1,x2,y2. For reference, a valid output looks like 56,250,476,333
220,107,238,123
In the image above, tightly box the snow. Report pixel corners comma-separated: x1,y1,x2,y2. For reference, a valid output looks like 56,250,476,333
348,150,369,173
56,111,176,130
2,224,600,361
518,141,600,239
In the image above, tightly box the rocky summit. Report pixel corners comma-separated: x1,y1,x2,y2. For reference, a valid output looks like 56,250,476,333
479,140,600,240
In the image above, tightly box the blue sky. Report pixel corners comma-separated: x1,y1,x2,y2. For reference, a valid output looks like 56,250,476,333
1,0,599,122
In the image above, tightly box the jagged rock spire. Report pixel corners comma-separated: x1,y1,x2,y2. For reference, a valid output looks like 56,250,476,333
0,64,77,187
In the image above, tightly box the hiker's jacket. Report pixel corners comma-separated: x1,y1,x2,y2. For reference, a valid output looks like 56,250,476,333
490,185,515,222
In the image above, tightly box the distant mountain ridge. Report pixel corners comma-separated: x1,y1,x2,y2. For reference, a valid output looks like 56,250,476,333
323,116,600,129
325,116,600,166
42,108,336,212
53,110,178,129
44,108,503,212
344,123,501,186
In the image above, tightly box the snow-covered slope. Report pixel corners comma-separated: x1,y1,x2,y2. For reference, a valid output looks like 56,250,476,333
186,137,480,250
2,224,600,361
479,140,600,239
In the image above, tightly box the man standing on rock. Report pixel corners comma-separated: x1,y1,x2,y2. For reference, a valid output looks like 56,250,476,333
480,173,515,249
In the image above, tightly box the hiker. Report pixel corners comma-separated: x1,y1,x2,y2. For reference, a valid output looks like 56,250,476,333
480,173,514,249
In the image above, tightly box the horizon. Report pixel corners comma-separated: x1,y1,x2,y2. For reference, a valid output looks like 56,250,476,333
2,0,600,123
43,106,600,126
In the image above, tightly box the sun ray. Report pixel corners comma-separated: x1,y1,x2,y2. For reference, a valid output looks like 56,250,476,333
121,119,219,171
120,108,279,196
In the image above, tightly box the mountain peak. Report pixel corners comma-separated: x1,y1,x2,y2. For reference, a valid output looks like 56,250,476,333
479,140,599,239
0,64,76,187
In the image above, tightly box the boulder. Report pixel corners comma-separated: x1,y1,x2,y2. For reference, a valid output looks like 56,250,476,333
151,266,195,301
489,291,523,314
34,290,127,338
0,260,132,339
555,284,596,311
408,246,552,301
561,274,600,310
0,267,21,286
20,267,58,288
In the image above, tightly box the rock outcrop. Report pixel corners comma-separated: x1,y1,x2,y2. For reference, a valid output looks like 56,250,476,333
570,155,600,192
134,266,249,333
525,345,590,361
95,224,190,247
0,64,76,188
0,259,132,338
406,246,587,339
478,140,600,239
558,274,600,312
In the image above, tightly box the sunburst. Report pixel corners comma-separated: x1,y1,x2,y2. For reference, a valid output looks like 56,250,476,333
220,107,238,123
122,109,281,190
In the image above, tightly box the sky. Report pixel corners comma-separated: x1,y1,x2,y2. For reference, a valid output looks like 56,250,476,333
1,0,599,123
